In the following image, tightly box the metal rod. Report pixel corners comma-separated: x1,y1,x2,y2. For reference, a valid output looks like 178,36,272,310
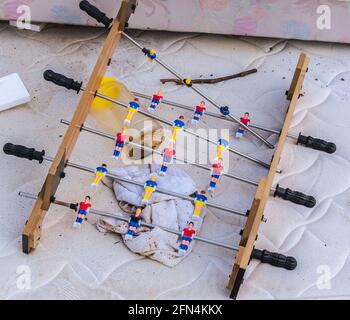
132,91,288,136
61,119,260,187
18,192,239,251
121,31,275,149
82,88,271,169
40,149,247,217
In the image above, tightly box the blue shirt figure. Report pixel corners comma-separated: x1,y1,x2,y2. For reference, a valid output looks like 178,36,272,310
96,166,108,174
195,194,207,202
173,119,185,129
218,138,229,148
129,101,140,110
91,164,108,188
144,179,157,189
142,176,157,206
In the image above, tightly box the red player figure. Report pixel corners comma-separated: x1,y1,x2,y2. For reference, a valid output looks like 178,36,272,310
178,222,196,254
191,101,206,125
208,158,224,192
159,141,176,176
236,112,250,138
73,196,92,228
148,88,164,112
113,127,128,160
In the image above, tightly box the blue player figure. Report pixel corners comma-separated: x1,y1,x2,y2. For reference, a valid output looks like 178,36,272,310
141,176,157,206
192,190,207,220
73,196,92,228
215,134,229,161
178,222,196,255
91,164,108,188
171,115,185,143
144,48,157,61
125,208,142,240
124,98,140,126
148,89,164,112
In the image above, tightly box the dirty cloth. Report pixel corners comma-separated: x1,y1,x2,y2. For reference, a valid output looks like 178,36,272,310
97,164,204,267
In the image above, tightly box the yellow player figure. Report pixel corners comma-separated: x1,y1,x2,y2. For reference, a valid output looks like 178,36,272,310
141,176,158,206
171,115,185,143
91,164,108,188
124,98,140,126
192,190,207,220
215,134,229,161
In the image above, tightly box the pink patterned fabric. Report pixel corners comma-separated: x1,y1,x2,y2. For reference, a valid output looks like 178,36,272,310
1,0,349,44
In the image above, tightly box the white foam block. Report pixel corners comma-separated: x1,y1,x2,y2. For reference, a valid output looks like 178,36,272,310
0,73,30,112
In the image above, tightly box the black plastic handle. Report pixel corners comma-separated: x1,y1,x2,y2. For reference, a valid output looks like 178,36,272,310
252,249,297,270
3,143,45,163
70,203,78,211
297,133,336,154
79,1,113,28
274,184,316,208
44,70,82,94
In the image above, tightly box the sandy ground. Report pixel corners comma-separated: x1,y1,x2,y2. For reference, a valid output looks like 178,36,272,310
1,22,350,300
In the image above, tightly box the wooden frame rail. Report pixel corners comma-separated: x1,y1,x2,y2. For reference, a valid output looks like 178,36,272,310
227,53,310,299
22,0,136,254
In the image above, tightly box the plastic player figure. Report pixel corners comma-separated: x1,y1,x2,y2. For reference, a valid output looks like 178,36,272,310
178,222,196,254
148,89,164,112
236,112,250,138
91,164,108,188
145,48,157,61
113,127,128,160
125,208,142,240
208,158,224,192
215,135,229,160
159,142,176,176
124,98,140,126
73,196,92,228
171,115,185,143
141,176,157,206
192,190,207,220
191,101,206,125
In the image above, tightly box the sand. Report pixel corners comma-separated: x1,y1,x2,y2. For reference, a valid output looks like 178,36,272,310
0,22,350,299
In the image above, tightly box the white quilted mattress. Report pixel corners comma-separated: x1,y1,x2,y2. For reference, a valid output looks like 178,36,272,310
0,23,349,300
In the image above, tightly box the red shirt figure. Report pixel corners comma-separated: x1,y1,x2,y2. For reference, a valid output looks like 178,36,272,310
79,201,91,211
183,228,196,238
240,112,250,126
149,89,164,112
179,221,196,254
237,112,250,138
163,146,176,159
73,196,91,228
195,104,206,113
212,160,224,176
116,129,127,143
153,94,163,101
192,101,206,125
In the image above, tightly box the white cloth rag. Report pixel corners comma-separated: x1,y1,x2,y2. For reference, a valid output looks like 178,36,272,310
97,164,205,267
